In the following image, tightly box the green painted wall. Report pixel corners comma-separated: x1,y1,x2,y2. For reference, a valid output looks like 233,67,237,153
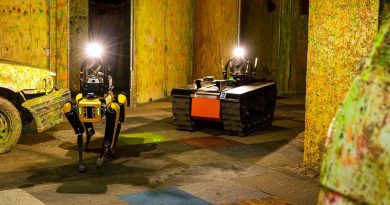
304,0,379,168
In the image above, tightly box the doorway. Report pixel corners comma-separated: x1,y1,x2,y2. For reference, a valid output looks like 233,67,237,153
89,0,131,102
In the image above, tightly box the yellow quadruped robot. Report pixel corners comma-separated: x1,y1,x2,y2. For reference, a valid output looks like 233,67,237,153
63,43,127,172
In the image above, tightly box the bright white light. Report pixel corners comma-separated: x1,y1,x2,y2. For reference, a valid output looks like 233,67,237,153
86,43,103,58
233,47,245,57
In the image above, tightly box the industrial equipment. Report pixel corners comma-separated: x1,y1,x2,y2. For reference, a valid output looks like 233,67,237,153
171,47,276,136
0,61,70,154
63,43,127,172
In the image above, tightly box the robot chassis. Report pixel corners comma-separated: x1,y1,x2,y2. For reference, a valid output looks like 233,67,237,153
63,57,127,172
171,51,277,136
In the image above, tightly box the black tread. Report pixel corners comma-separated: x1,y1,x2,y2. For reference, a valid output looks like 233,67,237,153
172,97,197,131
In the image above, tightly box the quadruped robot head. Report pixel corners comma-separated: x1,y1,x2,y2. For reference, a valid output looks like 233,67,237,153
80,43,113,97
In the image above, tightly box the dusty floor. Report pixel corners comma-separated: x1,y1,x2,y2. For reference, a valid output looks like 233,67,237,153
0,95,319,205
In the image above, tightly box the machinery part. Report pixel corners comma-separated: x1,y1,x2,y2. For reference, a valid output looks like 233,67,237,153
0,97,22,153
222,83,276,136
111,123,121,156
171,47,276,136
77,134,86,173
21,89,70,133
171,82,276,136
84,122,95,152
191,96,221,121
96,157,103,168
78,163,86,173
63,43,127,172
172,97,197,131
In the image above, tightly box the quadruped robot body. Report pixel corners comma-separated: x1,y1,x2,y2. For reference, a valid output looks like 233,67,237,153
63,54,127,172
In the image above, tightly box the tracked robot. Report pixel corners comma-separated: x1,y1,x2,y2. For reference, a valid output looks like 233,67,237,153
171,47,277,136
63,43,127,172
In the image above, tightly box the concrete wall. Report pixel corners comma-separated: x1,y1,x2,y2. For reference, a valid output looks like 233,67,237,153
304,0,379,168
193,0,239,79
0,0,69,88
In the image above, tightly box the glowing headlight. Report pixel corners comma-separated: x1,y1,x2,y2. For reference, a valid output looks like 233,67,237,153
86,43,103,58
233,47,245,58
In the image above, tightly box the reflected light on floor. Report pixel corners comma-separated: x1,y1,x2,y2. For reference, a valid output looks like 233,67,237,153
118,132,172,145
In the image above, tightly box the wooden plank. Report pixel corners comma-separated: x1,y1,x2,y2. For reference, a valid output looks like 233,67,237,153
0,0,49,68
193,0,239,80
134,0,193,104
69,0,88,91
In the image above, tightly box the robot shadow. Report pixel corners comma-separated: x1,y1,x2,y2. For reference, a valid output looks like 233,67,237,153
23,142,159,194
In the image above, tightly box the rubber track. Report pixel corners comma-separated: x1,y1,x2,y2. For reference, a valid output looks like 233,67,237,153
221,91,276,136
172,97,197,131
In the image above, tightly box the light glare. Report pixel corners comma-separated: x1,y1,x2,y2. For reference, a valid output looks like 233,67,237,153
233,47,245,57
86,43,103,58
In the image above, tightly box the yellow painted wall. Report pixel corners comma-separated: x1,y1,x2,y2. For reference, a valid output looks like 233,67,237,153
134,0,193,104
49,0,69,88
193,0,239,79
0,0,49,68
69,0,88,92
304,0,378,168
0,0,68,88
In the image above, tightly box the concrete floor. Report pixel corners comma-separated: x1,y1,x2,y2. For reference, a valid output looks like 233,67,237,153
0,95,319,205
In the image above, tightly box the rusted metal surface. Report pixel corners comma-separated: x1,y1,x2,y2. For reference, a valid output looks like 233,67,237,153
319,15,390,204
304,1,379,168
